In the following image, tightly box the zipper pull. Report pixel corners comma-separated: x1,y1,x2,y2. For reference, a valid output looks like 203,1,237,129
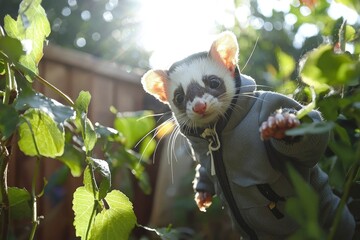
268,202,284,219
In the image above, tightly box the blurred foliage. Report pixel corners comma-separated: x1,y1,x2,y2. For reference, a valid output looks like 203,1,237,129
232,0,359,94
0,0,150,73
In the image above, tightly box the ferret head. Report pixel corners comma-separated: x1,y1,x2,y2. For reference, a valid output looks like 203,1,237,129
141,31,239,129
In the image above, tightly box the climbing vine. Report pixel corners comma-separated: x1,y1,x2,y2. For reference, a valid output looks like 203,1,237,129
0,0,158,239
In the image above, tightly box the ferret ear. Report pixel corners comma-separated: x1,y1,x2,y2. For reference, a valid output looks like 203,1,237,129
209,31,239,75
141,70,169,104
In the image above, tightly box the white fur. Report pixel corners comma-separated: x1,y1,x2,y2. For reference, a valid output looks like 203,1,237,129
167,57,236,128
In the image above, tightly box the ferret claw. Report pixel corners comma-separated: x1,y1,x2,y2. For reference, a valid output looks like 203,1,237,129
259,110,300,140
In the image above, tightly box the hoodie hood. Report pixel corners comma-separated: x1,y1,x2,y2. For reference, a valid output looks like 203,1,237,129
224,73,257,131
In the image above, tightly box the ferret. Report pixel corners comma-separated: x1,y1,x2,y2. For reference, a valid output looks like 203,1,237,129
141,31,355,239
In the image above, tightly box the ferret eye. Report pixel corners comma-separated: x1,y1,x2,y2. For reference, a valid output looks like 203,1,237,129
209,77,221,89
174,92,185,104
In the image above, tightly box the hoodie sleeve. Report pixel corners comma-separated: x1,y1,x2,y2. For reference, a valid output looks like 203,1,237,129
186,136,216,194
193,164,215,194
258,91,330,167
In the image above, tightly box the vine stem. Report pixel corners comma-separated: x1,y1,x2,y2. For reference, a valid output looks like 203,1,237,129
33,74,74,107
3,60,12,105
327,141,360,240
29,157,41,240
0,51,75,107
22,118,42,240
0,145,9,240
84,161,99,240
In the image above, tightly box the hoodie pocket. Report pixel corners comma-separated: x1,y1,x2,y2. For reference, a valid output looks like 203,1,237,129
241,201,298,236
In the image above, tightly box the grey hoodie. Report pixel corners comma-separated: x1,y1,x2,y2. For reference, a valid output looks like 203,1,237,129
189,74,355,239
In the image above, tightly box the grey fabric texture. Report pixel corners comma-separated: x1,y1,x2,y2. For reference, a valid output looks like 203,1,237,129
190,74,355,239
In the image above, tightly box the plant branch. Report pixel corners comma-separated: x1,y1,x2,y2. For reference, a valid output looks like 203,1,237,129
84,161,99,240
327,143,360,240
0,144,9,240
29,156,41,240
85,197,98,240
22,117,42,240
33,74,74,107
0,26,4,37
3,60,12,105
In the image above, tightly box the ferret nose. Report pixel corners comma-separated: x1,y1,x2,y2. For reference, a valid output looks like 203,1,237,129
193,101,207,115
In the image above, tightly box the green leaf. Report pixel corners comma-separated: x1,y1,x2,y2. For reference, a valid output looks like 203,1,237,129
344,25,356,42
3,0,51,77
286,122,335,136
328,158,346,190
18,109,65,157
15,89,75,123
83,166,96,195
135,165,151,195
0,103,19,139
73,186,97,239
84,117,97,152
301,45,360,93
0,36,24,62
276,48,295,78
0,59,4,74
57,143,84,177
95,123,124,143
113,111,156,149
75,91,91,114
139,135,156,161
285,164,324,239
107,146,152,194
75,91,96,152
8,187,31,220
88,157,111,200
90,190,136,240
318,97,340,121
328,141,356,169
333,123,351,146
15,90,75,123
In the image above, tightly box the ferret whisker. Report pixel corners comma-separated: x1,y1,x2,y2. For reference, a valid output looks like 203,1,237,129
136,112,166,121
138,117,174,164
166,123,178,168
151,117,177,164
241,36,259,72
167,125,186,183
237,84,274,90
229,102,243,115
134,123,159,149
154,111,174,125
136,116,174,148
235,93,265,102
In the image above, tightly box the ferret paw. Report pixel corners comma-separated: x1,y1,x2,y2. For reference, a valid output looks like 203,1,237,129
259,109,300,141
195,192,213,212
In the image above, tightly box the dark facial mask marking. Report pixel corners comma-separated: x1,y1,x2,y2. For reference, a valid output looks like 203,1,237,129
202,75,226,98
173,86,186,111
187,81,206,102
172,76,226,112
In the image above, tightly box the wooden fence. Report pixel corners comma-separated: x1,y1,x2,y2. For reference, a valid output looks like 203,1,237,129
7,44,152,239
